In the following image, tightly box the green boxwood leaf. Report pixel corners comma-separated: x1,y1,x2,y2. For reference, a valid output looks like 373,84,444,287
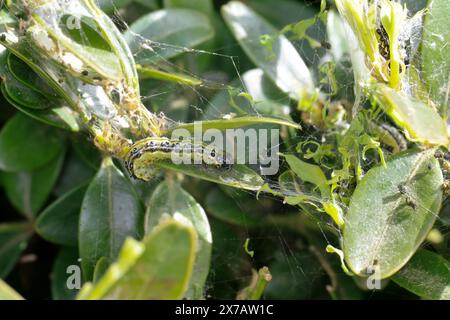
165,116,300,134
344,149,444,278
373,84,449,147
164,0,213,15
98,0,133,13
222,1,314,100
78,219,197,300
0,222,31,278
7,53,59,102
51,247,80,300
93,257,111,284
1,151,65,219
421,0,450,114
1,83,81,132
124,9,214,64
146,181,211,299
36,183,88,246
156,162,265,191
3,73,54,110
392,249,450,300
0,113,66,172
53,150,96,197
242,69,291,118
79,157,144,280
136,65,203,86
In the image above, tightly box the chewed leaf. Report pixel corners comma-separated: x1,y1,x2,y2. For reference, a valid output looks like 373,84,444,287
373,84,449,147
392,249,450,300
344,148,444,278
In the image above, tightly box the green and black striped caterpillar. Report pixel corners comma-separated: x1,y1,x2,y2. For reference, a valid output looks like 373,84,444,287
125,137,230,181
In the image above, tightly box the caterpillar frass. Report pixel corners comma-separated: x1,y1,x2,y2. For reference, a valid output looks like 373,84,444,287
125,137,230,181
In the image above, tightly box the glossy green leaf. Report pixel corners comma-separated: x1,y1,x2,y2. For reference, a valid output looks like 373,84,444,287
124,9,214,64
0,279,24,300
3,73,54,110
146,181,211,299
249,0,317,28
1,83,81,132
79,157,144,280
205,188,263,227
166,116,300,134
156,162,265,191
36,184,88,246
164,0,213,15
421,0,450,114
0,223,31,278
0,113,66,172
392,249,450,300
7,53,59,101
327,10,351,63
78,219,197,300
93,257,110,284
344,149,444,278
51,247,80,300
373,84,449,147
133,0,159,10
98,0,133,13
53,150,96,197
242,69,291,118
222,1,314,100
1,151,65,218
136,65,202,86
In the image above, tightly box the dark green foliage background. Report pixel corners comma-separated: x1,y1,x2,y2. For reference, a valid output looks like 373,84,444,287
0,0,448,300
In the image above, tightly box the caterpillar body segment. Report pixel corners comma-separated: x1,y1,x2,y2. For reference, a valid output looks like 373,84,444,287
125,137,230,181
